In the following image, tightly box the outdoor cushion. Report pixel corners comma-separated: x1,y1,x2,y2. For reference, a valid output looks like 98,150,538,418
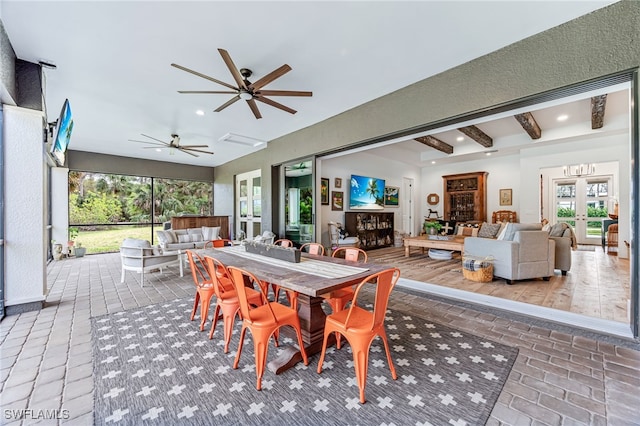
202,226,221,240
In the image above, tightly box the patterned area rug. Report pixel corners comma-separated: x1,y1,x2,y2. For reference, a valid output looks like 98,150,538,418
92,297,517,425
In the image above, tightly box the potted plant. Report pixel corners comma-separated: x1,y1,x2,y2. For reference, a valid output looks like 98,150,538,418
73,242,87,258
423,221,442,235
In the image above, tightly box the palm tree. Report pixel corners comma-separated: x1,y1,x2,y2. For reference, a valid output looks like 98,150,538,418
365,179,380,202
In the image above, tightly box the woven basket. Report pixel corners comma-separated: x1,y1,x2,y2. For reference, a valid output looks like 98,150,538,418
462,264,493,282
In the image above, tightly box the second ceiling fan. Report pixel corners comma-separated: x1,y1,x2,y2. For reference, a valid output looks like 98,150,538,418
172,48,312,119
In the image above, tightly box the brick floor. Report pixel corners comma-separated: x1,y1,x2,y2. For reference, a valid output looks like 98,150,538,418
0,252,639,425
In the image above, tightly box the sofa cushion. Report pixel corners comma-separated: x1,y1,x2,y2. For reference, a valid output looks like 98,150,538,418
202,226,221,240
478,222,502,239
178,234,191,243
156,230,177,245
190,233,203,243
498,223,543,241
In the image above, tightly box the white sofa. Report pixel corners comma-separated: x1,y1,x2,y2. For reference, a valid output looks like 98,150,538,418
156,226,222,251
120,238,181,286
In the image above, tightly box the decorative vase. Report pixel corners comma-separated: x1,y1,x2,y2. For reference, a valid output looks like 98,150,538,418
53,243,64,260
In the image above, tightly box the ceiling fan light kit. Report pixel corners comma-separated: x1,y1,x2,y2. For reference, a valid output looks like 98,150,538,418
172,48,312,119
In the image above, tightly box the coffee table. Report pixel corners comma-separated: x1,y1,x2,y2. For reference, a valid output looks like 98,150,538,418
404,235,465,257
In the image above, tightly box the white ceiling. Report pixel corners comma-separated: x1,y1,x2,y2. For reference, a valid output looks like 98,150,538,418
1,1,618,168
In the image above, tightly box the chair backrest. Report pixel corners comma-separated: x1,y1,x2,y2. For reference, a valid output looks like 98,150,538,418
203,255,233,297
204,239,233,248
332,247,367,262
346,268,400,330
227,266,274,322
328,222,339,244
300,242,325,255
186,250,211,289
274,239,293,248
492,210,518,224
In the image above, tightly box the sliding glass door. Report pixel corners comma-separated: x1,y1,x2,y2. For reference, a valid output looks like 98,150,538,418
236,169,261,240
283,160,314,245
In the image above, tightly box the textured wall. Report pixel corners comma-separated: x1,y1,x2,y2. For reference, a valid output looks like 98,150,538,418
214,1,640,230
0,19,17,105
4,105,46,306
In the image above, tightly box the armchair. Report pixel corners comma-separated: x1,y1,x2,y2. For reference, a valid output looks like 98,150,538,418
120,238,180,287
464,230,555,284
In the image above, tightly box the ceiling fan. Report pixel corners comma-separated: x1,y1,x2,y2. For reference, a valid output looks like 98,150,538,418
128,134,213,157
171,48,312,119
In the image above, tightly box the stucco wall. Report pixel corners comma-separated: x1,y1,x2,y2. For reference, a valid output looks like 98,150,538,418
214,1,640,232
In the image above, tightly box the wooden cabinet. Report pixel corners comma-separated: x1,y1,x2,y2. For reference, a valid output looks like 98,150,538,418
443,172,488,223
171,216,230,239
344,212,394,250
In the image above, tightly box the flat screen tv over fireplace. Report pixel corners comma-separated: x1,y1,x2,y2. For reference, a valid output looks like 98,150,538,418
349,174,385,210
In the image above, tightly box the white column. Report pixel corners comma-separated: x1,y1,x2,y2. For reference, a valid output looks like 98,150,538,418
4,105,46,308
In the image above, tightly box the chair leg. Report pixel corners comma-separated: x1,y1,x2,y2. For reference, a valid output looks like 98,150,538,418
253,337,269,391
141,269,145,287
199,293,214,331
208,304,221,339
121,267,125,283
352,344,370,404
379,330,397,380
191,292,200,321
233,326,247,370
316,328,331,374
221,305,239,353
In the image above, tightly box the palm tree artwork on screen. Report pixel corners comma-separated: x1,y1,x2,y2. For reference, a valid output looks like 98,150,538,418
349,174,385,210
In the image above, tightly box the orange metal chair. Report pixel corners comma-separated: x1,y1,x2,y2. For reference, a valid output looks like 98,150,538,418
300,242,325,256
273,238,293,247
323,247,369,319
204,238,234,248
317,268,400,404
202,255,264,352
185,250,215,331
227,266,309,391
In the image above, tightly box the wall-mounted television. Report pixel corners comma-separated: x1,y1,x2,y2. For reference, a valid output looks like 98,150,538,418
349,174,385,210
50,99,74,166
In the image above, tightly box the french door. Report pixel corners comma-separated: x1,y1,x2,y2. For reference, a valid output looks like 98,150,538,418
554,175,612,245
236,169,261,240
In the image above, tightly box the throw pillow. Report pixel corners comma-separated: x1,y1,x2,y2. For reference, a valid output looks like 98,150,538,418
457,226,479,237
190,234,203,243
156,230,177,245
178,234,191,243
478,222,502,239
202,226,221,240
549,223,567,237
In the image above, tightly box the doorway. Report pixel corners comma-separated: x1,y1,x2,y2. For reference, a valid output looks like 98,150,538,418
283,160,314,245
554,174,613,245
236,169,261,240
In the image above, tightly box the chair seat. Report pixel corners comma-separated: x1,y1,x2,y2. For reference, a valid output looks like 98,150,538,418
326,305,372,331
248,302,298,326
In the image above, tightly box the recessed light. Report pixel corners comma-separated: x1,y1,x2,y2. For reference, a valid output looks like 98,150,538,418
456,136,464,142
431,161,436,164
557,114,569,121
485,152,492,156
155,148,162,152
196,110,205,116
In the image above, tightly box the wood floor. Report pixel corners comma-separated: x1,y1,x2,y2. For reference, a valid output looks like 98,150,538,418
366,244,631,323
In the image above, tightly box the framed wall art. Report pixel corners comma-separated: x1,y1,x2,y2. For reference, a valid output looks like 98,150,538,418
335,177,342,188
321,178,329,205
384,186,399,207
499,188,512,206
332,191,344,211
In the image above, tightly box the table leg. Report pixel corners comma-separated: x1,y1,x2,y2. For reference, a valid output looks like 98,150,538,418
405,245,410,257
267,293,334,374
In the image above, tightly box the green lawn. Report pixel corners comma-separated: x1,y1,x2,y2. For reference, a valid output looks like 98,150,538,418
71,226,155,254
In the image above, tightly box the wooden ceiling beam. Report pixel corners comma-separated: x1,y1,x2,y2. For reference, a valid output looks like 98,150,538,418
591,94,607,129
514,112,542,139
457,125,493,147
415,135,453,154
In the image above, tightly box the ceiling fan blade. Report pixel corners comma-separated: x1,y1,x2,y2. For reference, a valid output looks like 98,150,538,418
141,146,167,149
140,133,170,144
218,48,248,90
249,64,291,91
214,95,241,112
171,63,237,91
179,144,210,148
247,99,262,119
178,90,237,94
183,148,214,155
177,148,199,157
128,139,169,147
254,96,297,114
257,90,312,97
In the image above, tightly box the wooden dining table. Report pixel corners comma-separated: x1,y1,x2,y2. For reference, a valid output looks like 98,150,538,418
196,246,389,374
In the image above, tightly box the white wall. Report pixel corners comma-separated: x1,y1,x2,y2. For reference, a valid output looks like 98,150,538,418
318,151,421,247
4,105,46,306
51,167,69,250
